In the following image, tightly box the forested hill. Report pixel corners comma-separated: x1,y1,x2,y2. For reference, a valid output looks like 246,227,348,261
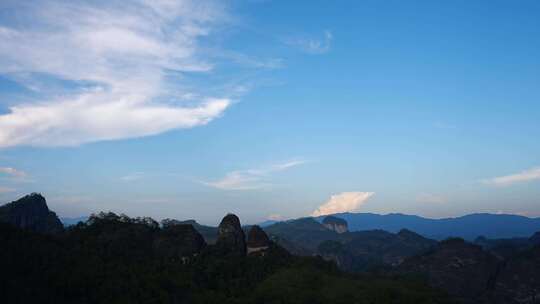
0,195,453,304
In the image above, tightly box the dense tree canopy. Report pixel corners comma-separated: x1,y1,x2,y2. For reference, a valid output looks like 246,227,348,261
0,213,454,304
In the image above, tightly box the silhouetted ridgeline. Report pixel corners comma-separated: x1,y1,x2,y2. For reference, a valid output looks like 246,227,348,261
2,194,539,304
0,194,454,304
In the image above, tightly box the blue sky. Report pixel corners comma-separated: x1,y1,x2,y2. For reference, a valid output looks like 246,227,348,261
0,0,539,225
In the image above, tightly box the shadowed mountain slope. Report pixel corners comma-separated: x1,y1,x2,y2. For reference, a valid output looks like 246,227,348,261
0,193,63,234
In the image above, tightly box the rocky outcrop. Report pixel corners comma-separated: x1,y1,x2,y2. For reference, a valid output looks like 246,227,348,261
494,245,540,304
318,240,353,270
395,236,540,304
216,213,246,256
0,193,63,234
247,225,270,255
265,217,436,271
397,238,500,303
322,216,348,233
154,224,206,260
162,218,219,244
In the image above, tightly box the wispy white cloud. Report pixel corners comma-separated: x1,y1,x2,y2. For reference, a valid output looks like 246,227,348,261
494,210,536,217
133,197,176,204
203,159,307,190
204,171,265,190
216,50,284,69
311,192,374,217
416,193,447,204
0,186,16,194
482,167,540,187
0,167,27,179
286,30,333,54
49,195,94,204
271,160,308,171
120,172,145,182
267,214,284,221
0,0,233,148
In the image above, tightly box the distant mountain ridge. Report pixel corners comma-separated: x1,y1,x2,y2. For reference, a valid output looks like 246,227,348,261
263,217,437,271
60,216,88,226
60,211,540,241
314,212,540,240
2,193,540,303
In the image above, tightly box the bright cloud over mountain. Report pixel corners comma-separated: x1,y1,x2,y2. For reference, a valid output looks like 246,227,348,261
311,192,375,217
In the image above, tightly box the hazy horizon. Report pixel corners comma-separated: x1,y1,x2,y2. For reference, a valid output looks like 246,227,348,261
1,0,540,225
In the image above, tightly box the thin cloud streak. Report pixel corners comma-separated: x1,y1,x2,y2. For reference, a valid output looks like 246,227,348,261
0,167,27,178
416,193,447,204
285,30,333,54
0,187,16,194
203,159,307,190
267,214,285,221
120,172,145,182
483,167,540,187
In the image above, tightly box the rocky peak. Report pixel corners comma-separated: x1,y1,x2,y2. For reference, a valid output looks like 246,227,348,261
216,213,246,256
247,225,270,255
154,224,206,259
322,215,348,233
318,240,353,270
0,193,63,234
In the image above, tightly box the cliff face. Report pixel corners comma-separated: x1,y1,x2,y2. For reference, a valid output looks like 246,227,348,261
322,216,348,233
154,224,206,259
318,240,354,270
318,229,436,271
247,225,271,255
0,193,63,234
216,213,246,256
397,236,540,304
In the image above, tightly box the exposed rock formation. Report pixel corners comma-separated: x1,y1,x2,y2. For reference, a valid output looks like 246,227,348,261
162,218,218,244
318,240,353,270
0,193,63,234
398,238,500,303
216,213,246,256
247,225,270,255
154,224,206,260
330,229,436,271
265,217,436,271
494,245,540,304
322,215,348,233
264,217,337,253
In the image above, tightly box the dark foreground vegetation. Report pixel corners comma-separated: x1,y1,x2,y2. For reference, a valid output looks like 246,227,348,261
5,193,540,304
0,195,454,304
